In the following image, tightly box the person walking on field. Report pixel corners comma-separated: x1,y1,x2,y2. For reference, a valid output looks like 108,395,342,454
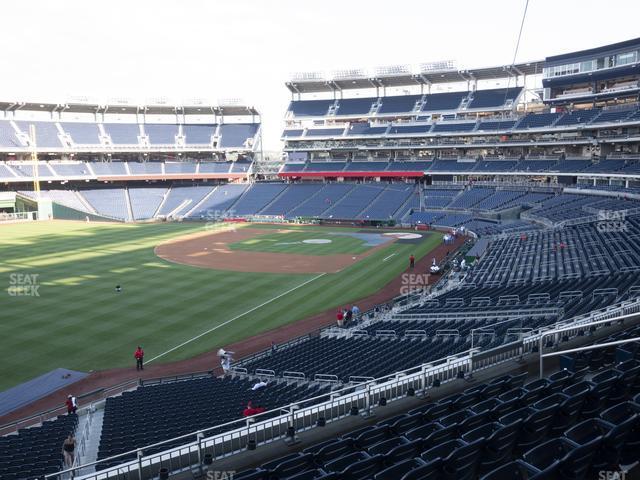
134,346,144,371
409,254,415,269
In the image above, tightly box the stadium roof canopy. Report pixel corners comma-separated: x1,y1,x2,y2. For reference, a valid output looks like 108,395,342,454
0,100,260,116
286,60,544,94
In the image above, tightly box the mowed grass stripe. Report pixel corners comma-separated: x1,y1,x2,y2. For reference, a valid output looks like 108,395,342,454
0,221,440,390
163,232,442,361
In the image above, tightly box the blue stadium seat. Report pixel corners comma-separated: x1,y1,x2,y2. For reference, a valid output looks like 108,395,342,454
521,436,601,480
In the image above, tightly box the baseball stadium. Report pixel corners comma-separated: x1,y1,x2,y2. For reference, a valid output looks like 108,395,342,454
2,2,640,480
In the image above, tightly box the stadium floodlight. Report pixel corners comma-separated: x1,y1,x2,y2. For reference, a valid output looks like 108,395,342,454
145,96,170,106
419,60,457,73
374,64,411,77
68,95,95,104
183,97,209,106
289,71,326,82
331,68,367,80
108,96,134,105
217,97,244,107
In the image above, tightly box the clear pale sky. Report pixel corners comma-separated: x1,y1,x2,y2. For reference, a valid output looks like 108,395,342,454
2,0,639,149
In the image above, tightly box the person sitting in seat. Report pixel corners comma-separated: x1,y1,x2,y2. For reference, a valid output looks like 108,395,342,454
243,401,266,417
251,379,268,391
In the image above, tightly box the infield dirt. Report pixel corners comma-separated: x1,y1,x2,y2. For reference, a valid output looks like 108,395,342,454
154,227,393,273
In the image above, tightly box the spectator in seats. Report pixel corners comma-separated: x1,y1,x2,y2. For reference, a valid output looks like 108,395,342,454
336,309,344,327
344,308,353,327
219,349,234,374
62,434,76,467
220,355,231,374
65,395,77,414
251,379,268,391
351,304,360,322
409,254,415,269
134,346,144,371
243,401,266,417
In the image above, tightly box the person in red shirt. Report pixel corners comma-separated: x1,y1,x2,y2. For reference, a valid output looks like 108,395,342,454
134,346,144,371
65,395,77,415
409,254,415,269
336,309,344,327
242,401,266,417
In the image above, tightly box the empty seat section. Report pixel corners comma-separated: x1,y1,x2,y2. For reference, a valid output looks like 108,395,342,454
144,124,178,145
103,123,140,144
187,184,248,218
218,124,259,148
15,121,63,148
129,188,167,220
183,124,216,145
232,183,288,215
337,98,377,116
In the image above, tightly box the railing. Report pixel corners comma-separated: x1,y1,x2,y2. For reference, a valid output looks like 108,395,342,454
255,369,276,378
140,371,212,387
0,211,38,222
45,296,640,480
394,306,560,320
0,378,139,436
536,310,640,378
283,371,306,381
73,408,94,468
47,351,473,480
375,329,397,337
234,334,312,369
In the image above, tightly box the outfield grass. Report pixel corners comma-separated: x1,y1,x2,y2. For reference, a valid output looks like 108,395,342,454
228,228,373,255
0,221,441,391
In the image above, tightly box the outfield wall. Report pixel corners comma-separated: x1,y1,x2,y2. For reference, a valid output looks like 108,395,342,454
51,203,120,222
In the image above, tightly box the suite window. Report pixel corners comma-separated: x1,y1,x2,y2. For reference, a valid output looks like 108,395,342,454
617,51,637,66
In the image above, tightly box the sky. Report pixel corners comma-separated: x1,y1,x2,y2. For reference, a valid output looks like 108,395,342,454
1,0,639,150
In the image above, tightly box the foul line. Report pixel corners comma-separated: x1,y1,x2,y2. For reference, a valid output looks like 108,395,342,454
146,272,327,364
382,252,398,262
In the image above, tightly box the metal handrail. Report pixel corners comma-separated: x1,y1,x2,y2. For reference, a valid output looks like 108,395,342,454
45,299,640,479
140,370,211,387
0,378,138,436
540,336,640,374
46,349,474,480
